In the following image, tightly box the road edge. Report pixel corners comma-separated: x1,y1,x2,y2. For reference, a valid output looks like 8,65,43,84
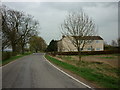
43,54,94,89
1,54,32,68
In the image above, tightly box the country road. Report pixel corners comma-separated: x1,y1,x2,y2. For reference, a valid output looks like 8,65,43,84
2,53,92,89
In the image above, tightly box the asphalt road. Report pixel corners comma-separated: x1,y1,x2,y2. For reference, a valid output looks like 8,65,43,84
2,53,91,88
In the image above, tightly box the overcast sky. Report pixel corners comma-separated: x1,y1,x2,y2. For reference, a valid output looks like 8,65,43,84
3,2,118,45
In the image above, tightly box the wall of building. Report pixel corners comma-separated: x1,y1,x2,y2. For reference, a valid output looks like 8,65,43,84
57,36,104,52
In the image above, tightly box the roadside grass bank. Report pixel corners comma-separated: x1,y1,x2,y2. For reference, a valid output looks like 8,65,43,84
57,54,119,68
45,54,120,88
1,52,32,66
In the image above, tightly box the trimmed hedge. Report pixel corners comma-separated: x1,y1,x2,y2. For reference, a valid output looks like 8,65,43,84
49,50,120,56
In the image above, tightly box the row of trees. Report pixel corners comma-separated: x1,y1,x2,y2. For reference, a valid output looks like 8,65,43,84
1,5,47,54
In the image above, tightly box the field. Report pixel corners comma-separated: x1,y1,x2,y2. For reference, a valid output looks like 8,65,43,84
46,54,120,88
57,54,119,67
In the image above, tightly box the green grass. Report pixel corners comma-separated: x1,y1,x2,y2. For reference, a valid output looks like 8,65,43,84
2,52,32,66
45,55,120,88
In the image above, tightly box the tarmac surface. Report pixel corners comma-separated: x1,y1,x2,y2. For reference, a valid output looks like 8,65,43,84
2,53,91,89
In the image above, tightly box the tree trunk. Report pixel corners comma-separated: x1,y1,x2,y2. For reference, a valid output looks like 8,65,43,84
78,47,81,63
12,43,17,56
36,49,38,53
12,44,16,52
2,47,4,52
21,39,26,54
21,45,25,54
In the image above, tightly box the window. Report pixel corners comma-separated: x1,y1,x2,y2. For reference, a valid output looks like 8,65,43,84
96,40,99,43
80,48,83,50
87,48,91,50
88,40,92,43
96,48,100,50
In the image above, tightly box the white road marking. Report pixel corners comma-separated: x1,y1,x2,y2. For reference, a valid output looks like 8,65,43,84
44,54,94,89
1,53,94,89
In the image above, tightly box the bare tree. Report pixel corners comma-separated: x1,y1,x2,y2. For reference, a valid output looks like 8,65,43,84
111,40,117,47
18,14,39,54
1,5,23,53
1,6,9,51
61,11,96,62
1,5,39,54
117,37,120,47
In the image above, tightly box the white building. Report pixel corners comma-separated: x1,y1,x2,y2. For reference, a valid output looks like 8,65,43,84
57,36,104,52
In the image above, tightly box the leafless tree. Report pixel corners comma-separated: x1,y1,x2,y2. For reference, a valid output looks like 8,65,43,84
117,37,120,47
111,40,117,47
1,5,23,53
1,5,39,54
18,14,39,54
61,11,96,62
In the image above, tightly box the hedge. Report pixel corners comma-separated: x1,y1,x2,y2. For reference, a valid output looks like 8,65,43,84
48,50,120,56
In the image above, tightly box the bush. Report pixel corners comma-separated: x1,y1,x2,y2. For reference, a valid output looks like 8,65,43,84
2,51,12,61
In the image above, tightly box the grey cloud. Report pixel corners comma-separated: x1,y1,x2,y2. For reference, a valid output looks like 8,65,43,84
2,2,118,44
39,2,117,11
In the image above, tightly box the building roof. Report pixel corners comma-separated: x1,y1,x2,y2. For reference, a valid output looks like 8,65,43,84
57,36,103,42
72,36,103,40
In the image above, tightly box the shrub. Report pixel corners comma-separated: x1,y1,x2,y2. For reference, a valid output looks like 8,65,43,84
2,51,12,61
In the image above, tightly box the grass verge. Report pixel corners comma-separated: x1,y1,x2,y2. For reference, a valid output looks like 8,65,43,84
1,52,32,66
45,54,119,88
